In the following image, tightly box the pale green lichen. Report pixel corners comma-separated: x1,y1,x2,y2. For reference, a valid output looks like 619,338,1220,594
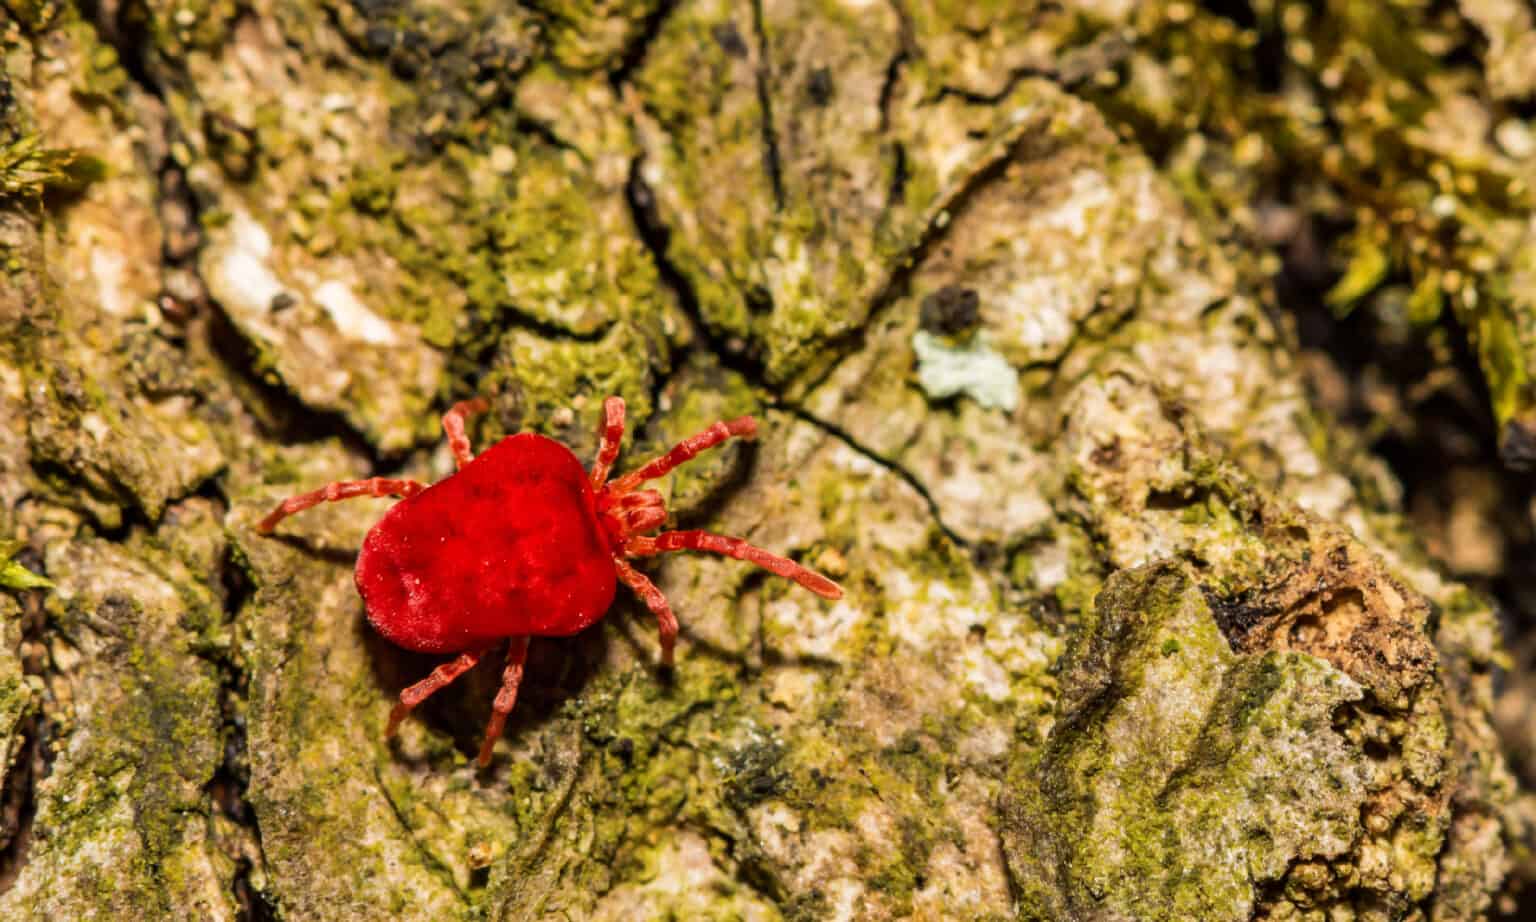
911,330,1019,412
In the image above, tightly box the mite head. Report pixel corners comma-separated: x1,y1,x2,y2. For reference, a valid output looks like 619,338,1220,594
597,488,668,548
587,399,760,552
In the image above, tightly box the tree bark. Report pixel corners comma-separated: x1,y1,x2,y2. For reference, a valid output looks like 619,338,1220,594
0,1,1526,920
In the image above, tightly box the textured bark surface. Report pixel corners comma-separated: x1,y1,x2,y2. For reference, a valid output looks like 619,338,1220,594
0,1,1530,920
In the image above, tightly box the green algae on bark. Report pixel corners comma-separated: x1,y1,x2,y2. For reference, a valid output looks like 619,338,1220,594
0,594,33,845
0,541,49,591
0,510,234,920
4,8,225,525
1078,0,1536,469
1002,563,1369,921
0,0,1526,919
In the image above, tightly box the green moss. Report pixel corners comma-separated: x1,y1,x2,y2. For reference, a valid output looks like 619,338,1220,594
535,0,664,71
0,525,230,917
0,135,104,201
1477,302,1530,433
1002,563,1371,919
1087,0,1536,448
0,538,50,591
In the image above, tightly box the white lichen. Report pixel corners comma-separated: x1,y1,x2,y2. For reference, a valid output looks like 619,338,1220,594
911,331,1020,412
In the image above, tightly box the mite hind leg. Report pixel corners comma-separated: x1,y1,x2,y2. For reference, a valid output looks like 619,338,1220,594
386,647,492,737
614,558,679,667
477,636,530,767
625,530,842,599
256,478,427,534
442,397,491,469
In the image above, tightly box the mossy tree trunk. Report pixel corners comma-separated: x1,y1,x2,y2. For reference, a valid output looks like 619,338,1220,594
0,1,1528,920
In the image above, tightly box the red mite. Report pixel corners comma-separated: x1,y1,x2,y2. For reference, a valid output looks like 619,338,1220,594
257,396,842,766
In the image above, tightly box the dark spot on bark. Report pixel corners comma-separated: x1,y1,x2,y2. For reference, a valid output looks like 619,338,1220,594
270,292,296,312
1090,437,1122,469
711,22,748,58
1146,486,1195,510
202,111,257,181
390,32,431,80
1034,593,1066,629
745,283,773,315
1500,418,1536,469
919,285,980,337
1289,613,1324,645
1201,584,1274,649
807,67,833,105
725,739,786,807
363,25,395,55
610,737,635,762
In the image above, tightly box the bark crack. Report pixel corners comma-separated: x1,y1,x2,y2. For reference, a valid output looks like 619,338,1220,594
625,156,770,382
773,401,968,551
749,0,786,212
608,0,682,90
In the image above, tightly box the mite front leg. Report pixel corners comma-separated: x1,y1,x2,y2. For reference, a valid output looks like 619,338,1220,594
477,636,530,767
608,416,757,496
257,478,427,534
614,558,679,667
589,396,627,489
386,647,490,737
442,397,491,469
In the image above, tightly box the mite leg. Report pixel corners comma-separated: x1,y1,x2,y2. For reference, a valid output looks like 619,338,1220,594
607,415,758,495
442,397,491,469
477,636,531,768
625,531,842,600
614,558,679,667
256,478,427,533
386,647,490,738
588,396,627,489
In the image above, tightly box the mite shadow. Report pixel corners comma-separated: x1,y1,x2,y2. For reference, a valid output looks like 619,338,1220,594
255,532,579,769
364,622,612,773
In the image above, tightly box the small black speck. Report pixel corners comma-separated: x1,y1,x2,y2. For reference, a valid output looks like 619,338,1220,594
919,285,981,337
1501,418,1536,469
363,25,395,54
807,67,833,106
611,737,635,762
351,0,397,17
711,22,748,58
270,292,296,312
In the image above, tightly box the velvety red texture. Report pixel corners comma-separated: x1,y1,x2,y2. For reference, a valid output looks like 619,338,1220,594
355,432,618,654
